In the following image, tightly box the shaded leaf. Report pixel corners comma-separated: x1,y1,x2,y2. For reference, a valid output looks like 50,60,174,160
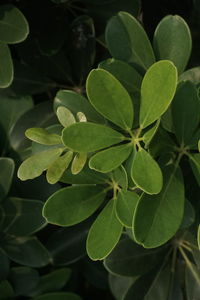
62,122,125,152
0,280,14,298
0,5,29,44
86,199,123,260
0,157,14,200
139,60,177,129
33,292,81,300
0,43,13,88
87,69,133,130
43,185,107,226
0,248,10,281
185,263,200,300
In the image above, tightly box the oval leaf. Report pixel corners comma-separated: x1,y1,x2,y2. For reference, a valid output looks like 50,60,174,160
25,128,61,145
0,5,29,44
2,197,46,236
0,157,14,200
0,43,13,88
46,151,73,184
86,199,123,260
133,165,185,248
17,148,63,181
139,60,177,129
115,190,139,227
105,12,155,70
71,152,87,175
62,122,125,152
43,185,107,226
131,148,163,194
87,69,133,130
89,144,132,173
153,15,192,74
56,106,76,127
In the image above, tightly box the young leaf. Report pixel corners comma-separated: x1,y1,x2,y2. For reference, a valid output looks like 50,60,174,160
17,148,63,180
0,158,15,200
133,165,185,248
89,144,132,173
77,112,87,122
46,151,73,184
172,81,200,145
87,69,134,130
54,90,105,124
71,153,87,175
86,199,123,260
62,122,125,152
115,190,139,227
99,58,142,94
139,60,177,129
43,185,107,226
56,106,76,127
0,5,29,44
104,237,165,277
25,128,62,145
105,12,155,70
131,148,163,194
153,15,192,74
2,197,46,236
0,43,13,88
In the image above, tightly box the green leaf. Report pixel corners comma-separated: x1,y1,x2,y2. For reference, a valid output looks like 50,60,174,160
0,5,29,44
115,190,139,227
32,268,71,296
43,185,107,226
9,267,39,297
99,58,142,94
87,69,133,130
172,81,200,145
71,152,87,175
3,236,51,267
17,148,63,181
33,292,82,300
77,111,87,122
0,158,14,200
153,15,192,74
0,43,13,88
139,60,177,129
105,12,155,70
54,90,105,124
180,199,195,229
56,106,76,127
198,225,200,250
62,122,125,152
46,151,73,184
25,128,62,145
86,199,123,260
2,197,46,236
133,165,185,248
89,144,132,173
131,148,163,194
104,237,166,277
109,274,136,300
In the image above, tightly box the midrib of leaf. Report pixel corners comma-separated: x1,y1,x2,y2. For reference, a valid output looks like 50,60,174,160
140,164,179,246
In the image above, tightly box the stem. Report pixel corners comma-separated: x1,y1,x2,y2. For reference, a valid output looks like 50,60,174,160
179,246,200,286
